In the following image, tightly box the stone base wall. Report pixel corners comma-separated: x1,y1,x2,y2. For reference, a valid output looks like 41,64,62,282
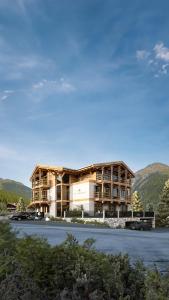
64,217,155,228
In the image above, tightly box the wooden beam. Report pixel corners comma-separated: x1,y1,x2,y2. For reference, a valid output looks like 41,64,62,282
125,169,127,202
111,165,113,200
118,165,121,182
61,174,63,217
102,167,104,198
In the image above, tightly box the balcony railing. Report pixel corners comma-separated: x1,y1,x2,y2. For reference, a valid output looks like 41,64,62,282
33,193,48,201
96,173,111,181
96,173,102,180
95,192,131,202
33,178,49,188
96,173,131,185
95,192,111,199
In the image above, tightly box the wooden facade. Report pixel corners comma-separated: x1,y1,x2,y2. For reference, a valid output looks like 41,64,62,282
29,161,134,216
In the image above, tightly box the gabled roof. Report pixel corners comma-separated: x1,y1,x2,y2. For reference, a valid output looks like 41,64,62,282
30,164,76,180
77,161,135,176
30,161,134,180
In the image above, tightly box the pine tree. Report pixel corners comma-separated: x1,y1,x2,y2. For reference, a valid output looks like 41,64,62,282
0,202,7,213
131,191,143,212
16,197,26,212
158,179,169,221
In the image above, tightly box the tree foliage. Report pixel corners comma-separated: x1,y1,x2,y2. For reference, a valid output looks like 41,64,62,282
131,191,143,212
158,179,169,224
133,163,169,212
0,202,7,213
0,222,169,299
0,189,29,206
16,197,26,212
0,178,31,199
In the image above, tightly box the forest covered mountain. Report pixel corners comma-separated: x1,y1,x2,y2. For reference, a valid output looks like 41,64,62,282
133,163,169,211
0,178,31,203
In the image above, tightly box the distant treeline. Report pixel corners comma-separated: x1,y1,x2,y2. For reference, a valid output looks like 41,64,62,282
0,189,29,204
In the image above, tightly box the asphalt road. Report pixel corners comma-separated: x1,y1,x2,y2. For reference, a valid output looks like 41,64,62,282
11,221,169,272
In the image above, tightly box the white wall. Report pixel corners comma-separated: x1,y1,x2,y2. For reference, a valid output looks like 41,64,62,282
47,186,56,201
50,201,56,217
70,181,95,215
47,186,56,217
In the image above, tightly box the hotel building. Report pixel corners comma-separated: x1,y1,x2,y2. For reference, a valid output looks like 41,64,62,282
29,161,134,217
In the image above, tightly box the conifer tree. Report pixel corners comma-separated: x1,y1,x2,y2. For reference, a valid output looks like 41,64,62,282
131,191,143,212
16,197,26,212
0,202,7,212
158,179,169,221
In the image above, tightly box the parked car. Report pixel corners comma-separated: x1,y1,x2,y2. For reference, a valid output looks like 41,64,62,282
9,211,45,221
27,211,44,220
126,220,152,231
9,212,30,221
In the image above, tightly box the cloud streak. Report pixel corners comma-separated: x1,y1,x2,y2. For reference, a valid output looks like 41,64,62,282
0,90,14,101
30,78,76,102
32,78,76,93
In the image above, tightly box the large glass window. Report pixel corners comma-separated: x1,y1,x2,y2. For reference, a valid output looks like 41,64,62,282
62,174,69,184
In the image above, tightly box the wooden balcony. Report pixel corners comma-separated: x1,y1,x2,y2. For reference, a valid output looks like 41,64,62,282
32,178,50,188
33,192,48,202
96,173,111,181
94,192,131,203
96,173,131,184
95,191,111,199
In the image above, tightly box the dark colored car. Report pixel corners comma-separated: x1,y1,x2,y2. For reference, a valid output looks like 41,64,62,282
9,212,30,221
126,220,152,230
10,211,44,221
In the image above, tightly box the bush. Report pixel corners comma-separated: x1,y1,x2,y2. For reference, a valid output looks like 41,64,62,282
71,217,85,224
49,216,67,222
85,220,110,227
155,214,169,227
66,209,82,217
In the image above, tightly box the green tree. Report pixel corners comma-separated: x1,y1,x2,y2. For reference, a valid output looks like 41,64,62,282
131,191,143,212
158,179,169,223
16,197,26,212
0,202,7,213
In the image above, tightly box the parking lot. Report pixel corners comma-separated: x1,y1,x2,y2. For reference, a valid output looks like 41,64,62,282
11,221,169,272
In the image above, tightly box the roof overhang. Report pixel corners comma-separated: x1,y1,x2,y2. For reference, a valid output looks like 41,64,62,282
30,161,134,181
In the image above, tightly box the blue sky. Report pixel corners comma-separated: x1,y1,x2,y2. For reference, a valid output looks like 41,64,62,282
0,0,169,186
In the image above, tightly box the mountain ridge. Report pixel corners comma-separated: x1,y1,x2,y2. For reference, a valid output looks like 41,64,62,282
133,162,169,211
0,178,31,200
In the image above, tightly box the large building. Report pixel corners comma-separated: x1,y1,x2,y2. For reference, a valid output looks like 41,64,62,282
29,161,134,217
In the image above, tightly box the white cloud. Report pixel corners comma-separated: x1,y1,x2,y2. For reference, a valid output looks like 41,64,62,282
32,78,76,94
0,90,14,101
136,50,149,60
136,42,169,77
154,42,169,62
1,95,8,101
161,64,169,75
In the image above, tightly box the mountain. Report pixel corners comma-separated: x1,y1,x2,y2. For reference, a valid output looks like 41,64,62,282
133,163,169,211
0,178,31,200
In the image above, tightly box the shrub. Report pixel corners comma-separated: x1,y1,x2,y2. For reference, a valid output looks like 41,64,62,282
50,216,67,222
71,217,85,224
85,220,110,227
66,209,82,217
